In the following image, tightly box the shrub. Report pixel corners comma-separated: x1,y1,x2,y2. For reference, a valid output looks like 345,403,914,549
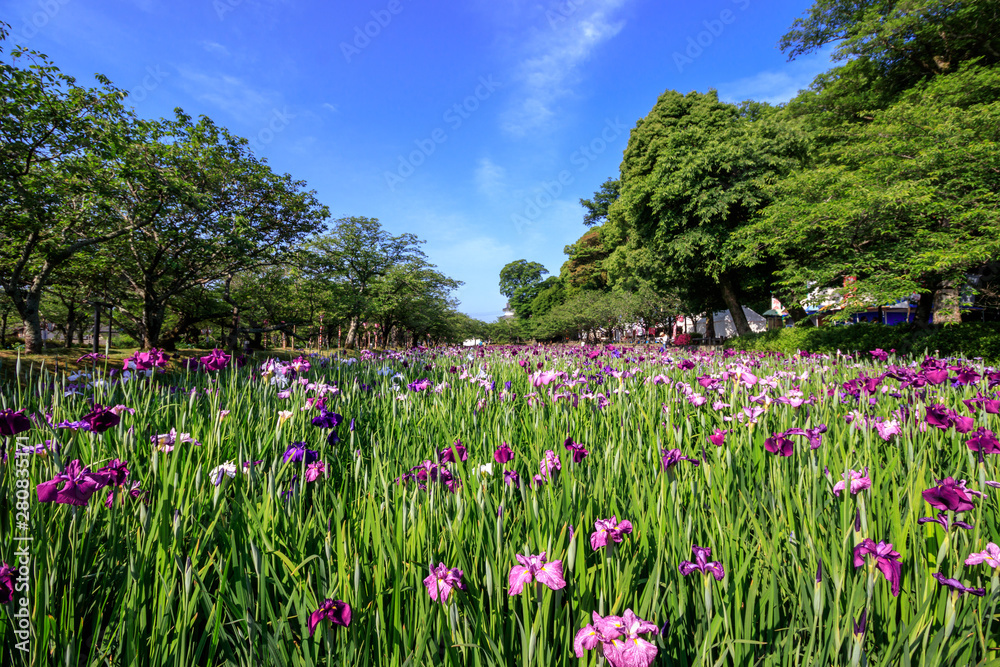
726,322,1000,361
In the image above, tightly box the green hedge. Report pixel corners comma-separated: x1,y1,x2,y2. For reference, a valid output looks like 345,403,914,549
725,322,1000,361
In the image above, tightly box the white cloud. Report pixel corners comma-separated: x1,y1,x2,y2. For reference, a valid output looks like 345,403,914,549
501,0,629,137
716,46,838,105
323,102,339,113
200,41,231,57
474,157,507,199
175,67,279,124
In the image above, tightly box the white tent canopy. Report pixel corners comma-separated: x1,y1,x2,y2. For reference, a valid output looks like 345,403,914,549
693,307,766,338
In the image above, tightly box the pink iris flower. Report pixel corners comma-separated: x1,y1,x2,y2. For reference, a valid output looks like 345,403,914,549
507,552,566,595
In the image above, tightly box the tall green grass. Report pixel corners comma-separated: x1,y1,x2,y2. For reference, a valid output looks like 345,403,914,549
1,347,998,666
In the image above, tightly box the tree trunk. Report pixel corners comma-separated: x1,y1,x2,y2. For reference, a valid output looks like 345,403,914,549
141,301,166,350
913,285,935,329
705,312,716,339
344,318,359,349
717,274,750,336
932,280,962,325
0,309,7,347
20,290,44,353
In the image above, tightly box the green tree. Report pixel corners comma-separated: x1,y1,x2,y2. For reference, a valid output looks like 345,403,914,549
109,111,328,349
304,217,425,348
498,259,549,319
0,24,156,353
579,177,620,227
605,92,805,335
740,63,1000,324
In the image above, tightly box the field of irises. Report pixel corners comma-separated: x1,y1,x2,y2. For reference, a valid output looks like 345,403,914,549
1,344,999,666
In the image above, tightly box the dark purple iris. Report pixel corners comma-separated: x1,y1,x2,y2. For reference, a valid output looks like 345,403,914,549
0,563,17,604
98,459,130,487
308,598,351,637
503,470,520,489
764,432,794,456
661,448,699,470
36,460,112,506
923,477,977,512
932,572,985,597
564,437,589,463
82,405,120,434
918,511,973,531
785,424,827,449
311,410,343,429
0,409,31,437
853,608,867,637
283,442,319,465
678,545,725,581
853,539,902,597
439,440,467,463
494,443,514,464
966,428,1000,455
925,404,954,429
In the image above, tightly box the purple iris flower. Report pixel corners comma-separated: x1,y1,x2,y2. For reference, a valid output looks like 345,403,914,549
423,563,466,603
439,440,467,463
98,459,130,487
574,609,659,667
311,410,343,429
707,428,728,447
564,437,589,463
953,414,976,433
283,442,319,465
816,559,823,583
764,432,795,456
785,424,827,449
105,480,145,508
305,461,326,482
966,428,1000,455
307,599,351,637
494,443,514,464
199,349,231,371
932,572,985,597
870,349,888,361
678,545,725,581
507,552,566,595
923,477,977,512
76,352,107,363
82,405,120,434
539,450,561,480
408,378,433,392
123,348,170,372
661,448,699,470
0,409,31,437
590,516,633,550
918,512,973,531
36,460,112,506
833,469,871,496
503,470,520,489
925,404,954,429
965,394,1000,414
0,563,17,604
853,608,867,638
853,539,902,597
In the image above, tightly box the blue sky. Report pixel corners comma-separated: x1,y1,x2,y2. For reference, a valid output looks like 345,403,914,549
7,0,834,320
